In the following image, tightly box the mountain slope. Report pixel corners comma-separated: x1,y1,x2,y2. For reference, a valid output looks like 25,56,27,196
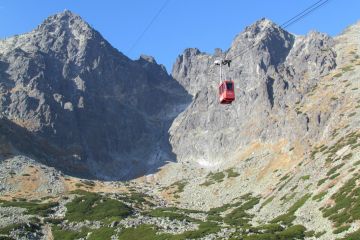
149,19,360,239
0,10,190,180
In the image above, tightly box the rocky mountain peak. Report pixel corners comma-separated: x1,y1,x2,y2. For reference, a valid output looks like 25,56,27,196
35,10,95,38
0,10,191,180
229,18,294,61
0,9,115,66
245,18,281,33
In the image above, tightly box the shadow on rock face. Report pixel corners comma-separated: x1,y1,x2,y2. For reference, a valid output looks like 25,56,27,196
0,73,191,181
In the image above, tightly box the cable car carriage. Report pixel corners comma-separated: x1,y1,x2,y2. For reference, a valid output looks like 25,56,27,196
214,59,235,104
218,80,235,104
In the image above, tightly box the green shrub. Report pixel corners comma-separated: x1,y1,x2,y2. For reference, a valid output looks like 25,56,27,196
333,225,350,234
65,191,132,222
172,181,187,194
280,193,296,205
351,143,360,149
300,175,310,181
279,174,290,181
343,153,353,160
0,224,22,235
322,174,360,227
317,178,328,186
179,221,220,239
312,191,327,202
349,168,356,172
226,168,240,178
200,181,213,187
305,230,315,237
314,230,326,238
200,171,226,186
224,197,260,227
276,225,306,239
236,225,306,240
278,177,293,191
45,218,63,224
52,225,88,240
260,196,275,209
209,172,225,182
0,200,58,217
0,236,15,240
341,66,354,72
338,228,360,239
88,227,115,240
241,233,277,239
326,163,345,176
353,160,360,166
349,112,356,117
118,225,161,240
329,173,340,179
271,194,311,226
118,222,220,240
256,223,284,233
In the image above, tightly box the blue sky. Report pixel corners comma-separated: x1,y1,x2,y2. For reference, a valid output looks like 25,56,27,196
0,0,359,72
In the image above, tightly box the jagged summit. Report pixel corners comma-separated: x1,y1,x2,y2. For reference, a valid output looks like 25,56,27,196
0,9,114,61
33,9,109,54
228,18,294,62
36,10,93,34
231,18,287,43
244,18,283,33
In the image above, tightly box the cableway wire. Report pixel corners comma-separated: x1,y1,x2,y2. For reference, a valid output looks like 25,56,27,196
128,0,171,54
282,0,331,28
280,0,324,28
225,0,332,61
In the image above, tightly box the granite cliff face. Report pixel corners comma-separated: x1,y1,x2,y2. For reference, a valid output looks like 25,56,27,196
170,18,337,168
0,10,190,180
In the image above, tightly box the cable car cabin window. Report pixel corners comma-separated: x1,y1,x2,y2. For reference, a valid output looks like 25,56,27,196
226,82,233,90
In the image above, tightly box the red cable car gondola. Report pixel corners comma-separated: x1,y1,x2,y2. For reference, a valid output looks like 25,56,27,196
215,59,235,104
218,80,235,104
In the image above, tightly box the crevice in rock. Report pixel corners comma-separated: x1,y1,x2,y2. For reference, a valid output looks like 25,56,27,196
266,77,275,108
